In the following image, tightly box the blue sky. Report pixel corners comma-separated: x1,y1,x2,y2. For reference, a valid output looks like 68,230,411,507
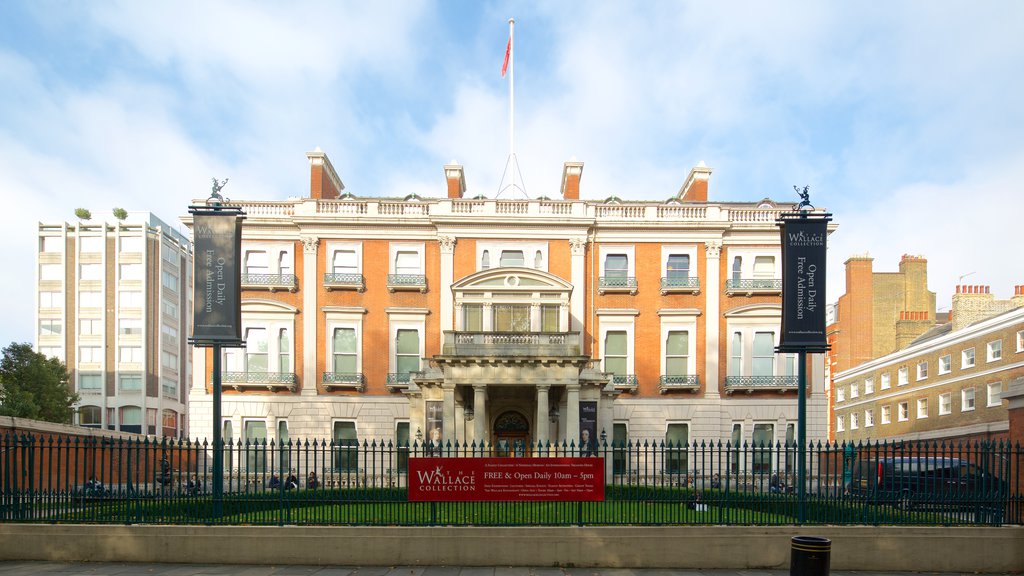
1,1,1022,347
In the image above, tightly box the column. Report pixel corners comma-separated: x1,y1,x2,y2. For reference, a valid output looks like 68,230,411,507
535,385,550,448
704,240,722,399
566,384,580,449
266,412,277,444
439,235,456,336
569,238,587,334
443,384,457,444
300,236,319,396
473,384,487,447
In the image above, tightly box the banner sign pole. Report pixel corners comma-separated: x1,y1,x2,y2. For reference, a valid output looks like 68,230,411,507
776,188,831,525
187,180,246,519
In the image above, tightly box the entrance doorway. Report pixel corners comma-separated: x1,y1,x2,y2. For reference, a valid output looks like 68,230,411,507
493,411,530,457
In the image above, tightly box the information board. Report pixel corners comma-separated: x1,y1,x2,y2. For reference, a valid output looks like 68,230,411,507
408,457,605,502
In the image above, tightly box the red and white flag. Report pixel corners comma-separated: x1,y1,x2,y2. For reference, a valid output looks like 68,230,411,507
501,35,511,77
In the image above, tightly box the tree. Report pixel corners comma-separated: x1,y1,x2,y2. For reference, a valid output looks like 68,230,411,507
112,207,128,220
0,343,78,424
74,208,92,220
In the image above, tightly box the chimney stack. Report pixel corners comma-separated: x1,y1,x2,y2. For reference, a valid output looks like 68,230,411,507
560,159,584,200
307,147,344,200
677,161,712,202
952,284,995,331
444,163,466,199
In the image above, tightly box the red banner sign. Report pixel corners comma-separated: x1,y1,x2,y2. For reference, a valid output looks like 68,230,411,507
408,457,605,502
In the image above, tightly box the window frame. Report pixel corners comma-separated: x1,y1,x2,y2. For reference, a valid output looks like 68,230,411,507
962,347,975,369
938,354,951,375
599,316,635,383
726,248,781,282
863,377,874,395
389,242,425,276
119,373,143,393
880,372,891,390
897,366,908,386
987,382,1002,407
332,420,359,473
598,245,636,279
939,392,952,415
664,422,690,475
898,401,909,422
389,319,424,378
327,241,362,275
881,405,891,425
661,245,699,279
660,316,697,379
916,360,928,381
962,387,976,412
916,398,928,419
79,373,103,392
476,242,548,272
330,326,360,376
987,340,1002,362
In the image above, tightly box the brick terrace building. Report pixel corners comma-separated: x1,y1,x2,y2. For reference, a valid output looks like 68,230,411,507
825,255,939,439
183,150,832,458
35,213,192,437
833,285,1024,443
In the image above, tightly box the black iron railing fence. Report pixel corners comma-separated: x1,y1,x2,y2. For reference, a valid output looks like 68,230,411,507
2,432,1020,526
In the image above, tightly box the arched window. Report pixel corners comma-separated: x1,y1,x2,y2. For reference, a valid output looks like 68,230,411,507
481,250,490,270
732,256,742,281
119,406,142,434
79,405,102,428
534,250,544,269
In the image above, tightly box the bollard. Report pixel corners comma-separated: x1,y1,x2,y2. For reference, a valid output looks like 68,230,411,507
791,535,830,576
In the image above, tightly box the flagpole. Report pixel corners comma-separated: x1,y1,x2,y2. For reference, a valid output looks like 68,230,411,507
508,18,515,195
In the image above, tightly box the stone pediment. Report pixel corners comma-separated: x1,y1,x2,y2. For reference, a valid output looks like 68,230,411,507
451,267,573,293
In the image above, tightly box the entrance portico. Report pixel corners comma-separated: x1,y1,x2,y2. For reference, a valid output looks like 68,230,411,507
408,268,611,448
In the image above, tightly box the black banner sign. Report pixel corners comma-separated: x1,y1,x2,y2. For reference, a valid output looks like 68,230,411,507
579,401,598,456
192,212,243,344
778,215,831,352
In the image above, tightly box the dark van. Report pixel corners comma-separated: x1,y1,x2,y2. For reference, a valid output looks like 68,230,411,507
850,457,1005,519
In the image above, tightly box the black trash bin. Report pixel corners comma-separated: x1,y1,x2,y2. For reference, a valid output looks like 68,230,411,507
790,535,830,576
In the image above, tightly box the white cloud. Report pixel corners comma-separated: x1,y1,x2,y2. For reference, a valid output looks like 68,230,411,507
828,153,1024,309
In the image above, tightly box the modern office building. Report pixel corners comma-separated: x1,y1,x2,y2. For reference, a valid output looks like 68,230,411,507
183,149,832,459
833,284,1024,443
35,212,192,437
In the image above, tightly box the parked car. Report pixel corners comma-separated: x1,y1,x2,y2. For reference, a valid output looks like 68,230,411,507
850,457,1006,520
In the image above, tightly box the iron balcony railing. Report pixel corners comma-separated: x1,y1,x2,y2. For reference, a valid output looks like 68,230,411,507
609,374,638,390
240,273,298,291
659,375,700,392
660,276,700,292
323,273,365,290
725,278,782,292
387,274,427,292
221,372,297,391
386,372,416,390
2,432,1018,526
598,276,638,293
443,331,580,357
321,372,365,391
724,375,799,392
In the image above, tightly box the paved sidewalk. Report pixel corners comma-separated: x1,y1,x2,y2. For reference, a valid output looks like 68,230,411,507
0,563,1013,576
